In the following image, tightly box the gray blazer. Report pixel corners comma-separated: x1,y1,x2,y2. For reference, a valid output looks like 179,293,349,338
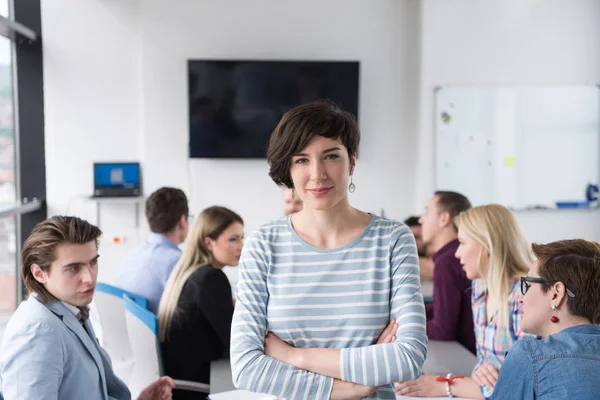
0,295,130,400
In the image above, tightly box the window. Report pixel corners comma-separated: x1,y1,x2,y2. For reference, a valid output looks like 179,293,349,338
0,0,46,316
0,4,17,314
0,0,7,19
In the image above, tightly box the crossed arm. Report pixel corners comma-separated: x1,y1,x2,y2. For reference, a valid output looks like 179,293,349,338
230,228,427,400
264,320,400,399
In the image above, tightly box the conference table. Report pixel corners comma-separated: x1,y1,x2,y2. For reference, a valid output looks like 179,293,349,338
211,391,473,400
210,340,477,400
421,279,434,303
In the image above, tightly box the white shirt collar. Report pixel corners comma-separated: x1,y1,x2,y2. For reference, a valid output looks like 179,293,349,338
61,301,80,317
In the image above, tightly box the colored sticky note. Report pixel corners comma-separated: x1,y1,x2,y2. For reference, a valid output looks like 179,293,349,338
504,156,515,167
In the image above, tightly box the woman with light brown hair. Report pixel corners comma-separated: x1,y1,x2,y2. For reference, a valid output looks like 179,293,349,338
158,206,244,400
397,204,532,399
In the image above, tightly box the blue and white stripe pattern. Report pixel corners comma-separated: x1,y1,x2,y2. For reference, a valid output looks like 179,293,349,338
230,215,427,399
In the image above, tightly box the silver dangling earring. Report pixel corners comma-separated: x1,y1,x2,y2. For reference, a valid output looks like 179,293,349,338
349,177,356,193
292,188,295,199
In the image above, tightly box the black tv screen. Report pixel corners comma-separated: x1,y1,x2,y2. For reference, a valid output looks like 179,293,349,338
188,60,360,158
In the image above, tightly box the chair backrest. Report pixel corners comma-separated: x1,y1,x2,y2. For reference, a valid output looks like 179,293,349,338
93,283,148,367
97,282,148,308
123,294,163,398
123,295,210,396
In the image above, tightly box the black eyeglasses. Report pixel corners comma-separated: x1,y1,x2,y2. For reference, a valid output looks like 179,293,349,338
520,276,576,298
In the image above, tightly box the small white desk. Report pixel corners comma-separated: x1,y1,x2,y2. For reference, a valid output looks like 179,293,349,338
210,390,475,400
423,340,477,377
210,391,272,400
211,358,236,393
210,341,477,400
398,396,473,400
421,279,434,303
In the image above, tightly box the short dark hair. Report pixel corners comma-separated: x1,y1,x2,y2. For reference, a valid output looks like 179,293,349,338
21,216,102,303
434,191,471,232
267,100,360,188
533,239,600,324
145,187,189,233
404,216,421,227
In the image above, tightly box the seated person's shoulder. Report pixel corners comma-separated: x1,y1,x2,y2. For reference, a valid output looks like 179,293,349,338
150,245,182,270
3,298,64,345
189,264,223,280
504,337,536,364
184,266,229,292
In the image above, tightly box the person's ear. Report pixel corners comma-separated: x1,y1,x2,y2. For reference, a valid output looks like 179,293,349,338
349,153,357,175
204,237,213,252
179,214,188,229
439,211,452,228
551,282,567,306
31,263,48,284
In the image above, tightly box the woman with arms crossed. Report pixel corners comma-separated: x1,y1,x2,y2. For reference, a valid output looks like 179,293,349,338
230,100,427,400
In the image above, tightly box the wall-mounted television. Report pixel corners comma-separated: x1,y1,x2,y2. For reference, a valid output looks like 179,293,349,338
188,60,360,158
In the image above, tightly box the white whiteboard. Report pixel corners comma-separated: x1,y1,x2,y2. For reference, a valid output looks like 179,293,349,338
435,86,600,210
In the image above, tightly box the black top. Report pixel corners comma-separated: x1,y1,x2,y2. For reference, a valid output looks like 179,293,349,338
161,265,234,400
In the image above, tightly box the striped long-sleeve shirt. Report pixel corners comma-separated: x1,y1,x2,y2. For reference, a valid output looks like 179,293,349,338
230,215,427,400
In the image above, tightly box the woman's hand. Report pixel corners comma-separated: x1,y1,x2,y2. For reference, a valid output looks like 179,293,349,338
395,375,446,397
472,362,499,389
376,319,398,344
264,332,297,365
137,376,175,400
331,379,379,400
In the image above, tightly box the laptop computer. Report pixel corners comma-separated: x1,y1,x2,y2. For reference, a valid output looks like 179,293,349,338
93,162,141,198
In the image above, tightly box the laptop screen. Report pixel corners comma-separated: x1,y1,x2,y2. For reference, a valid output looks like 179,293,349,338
94,163,140,189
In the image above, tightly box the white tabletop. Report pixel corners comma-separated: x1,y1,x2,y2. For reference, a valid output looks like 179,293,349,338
211,358,236,393
210,339,476,400
422,340,477,377
209,391,273,400
421,279,434,303
210,389,474,400
398,396,473,400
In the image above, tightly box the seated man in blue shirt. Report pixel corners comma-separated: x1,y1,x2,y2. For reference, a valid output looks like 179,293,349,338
117,187,189,313
0,216,174,399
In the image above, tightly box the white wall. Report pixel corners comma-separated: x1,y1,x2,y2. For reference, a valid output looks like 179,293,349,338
41,0,600,283
139,0,421,233
43,0,142,213
418,0,600,242
42,0,421,282
42,0,144,281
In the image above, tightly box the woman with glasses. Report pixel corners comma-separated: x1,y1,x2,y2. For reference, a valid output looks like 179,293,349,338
491,239,600,399
396,204,531,399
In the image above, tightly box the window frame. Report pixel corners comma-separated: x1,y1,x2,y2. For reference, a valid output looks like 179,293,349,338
0,0,46,307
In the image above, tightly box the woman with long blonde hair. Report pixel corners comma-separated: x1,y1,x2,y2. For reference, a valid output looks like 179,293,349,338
396,204,531,399
158,206,244,400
